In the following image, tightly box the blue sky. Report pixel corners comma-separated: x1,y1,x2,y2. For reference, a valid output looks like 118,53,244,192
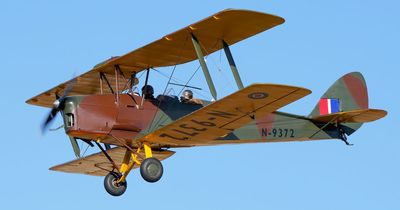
1,1,399,209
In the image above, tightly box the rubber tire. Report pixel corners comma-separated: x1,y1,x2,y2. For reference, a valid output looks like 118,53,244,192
140,157,163,183
104,172,127,196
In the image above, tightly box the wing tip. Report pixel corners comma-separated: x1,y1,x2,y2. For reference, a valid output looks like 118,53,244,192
219,8,285,23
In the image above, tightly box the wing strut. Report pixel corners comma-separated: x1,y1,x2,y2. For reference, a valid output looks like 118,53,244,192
100,72,115,94
223,40,244,90
114,65,120,103
191,34,217,100
94,141,119,171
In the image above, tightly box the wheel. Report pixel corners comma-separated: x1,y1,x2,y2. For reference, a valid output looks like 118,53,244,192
140,157,163,183
104,172,127,196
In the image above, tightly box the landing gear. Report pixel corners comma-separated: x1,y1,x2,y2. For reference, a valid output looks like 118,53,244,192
97,141,164,196
140,157,163,183
104,172,127,196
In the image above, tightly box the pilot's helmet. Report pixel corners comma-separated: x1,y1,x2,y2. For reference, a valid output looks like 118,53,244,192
141,85,154,95
182,89,193,100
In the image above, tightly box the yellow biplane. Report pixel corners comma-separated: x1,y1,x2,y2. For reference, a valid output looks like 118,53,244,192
26,9,387,196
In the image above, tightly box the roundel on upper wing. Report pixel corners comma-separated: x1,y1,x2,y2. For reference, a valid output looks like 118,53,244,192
248,92,268,99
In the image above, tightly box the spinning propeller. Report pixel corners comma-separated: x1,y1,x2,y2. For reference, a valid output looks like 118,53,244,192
41,78,81,158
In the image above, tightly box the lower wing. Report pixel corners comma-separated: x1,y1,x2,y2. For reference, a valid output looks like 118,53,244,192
50,147,175,176
141,83,311,146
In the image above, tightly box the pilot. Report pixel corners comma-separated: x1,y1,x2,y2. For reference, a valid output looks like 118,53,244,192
180,89,203,105
141,85,155,100
180,89,193,103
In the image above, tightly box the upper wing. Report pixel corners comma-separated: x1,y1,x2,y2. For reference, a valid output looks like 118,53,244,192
50,147,175,176
26,9,284,108
93,9,284,74
141,84,311,146
311,109,387,123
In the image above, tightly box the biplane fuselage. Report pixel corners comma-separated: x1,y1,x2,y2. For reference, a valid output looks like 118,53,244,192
62,93,354,148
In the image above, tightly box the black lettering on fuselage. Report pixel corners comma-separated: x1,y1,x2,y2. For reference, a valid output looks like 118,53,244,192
261,128,268,136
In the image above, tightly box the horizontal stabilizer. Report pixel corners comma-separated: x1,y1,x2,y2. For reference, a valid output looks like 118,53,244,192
311,109,387,123
50,147,175,176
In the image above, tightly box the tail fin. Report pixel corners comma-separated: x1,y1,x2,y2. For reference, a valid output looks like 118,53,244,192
309,72,369,135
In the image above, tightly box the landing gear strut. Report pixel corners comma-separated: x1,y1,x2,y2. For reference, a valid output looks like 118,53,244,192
97,141,163,196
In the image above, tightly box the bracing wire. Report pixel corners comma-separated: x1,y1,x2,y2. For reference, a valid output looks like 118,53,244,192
199,39,235,93
146,35,190,133
147,64,178,133
81,144,90,157
153,66,210,99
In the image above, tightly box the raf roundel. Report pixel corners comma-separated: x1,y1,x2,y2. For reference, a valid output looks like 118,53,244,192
248,92,268,99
